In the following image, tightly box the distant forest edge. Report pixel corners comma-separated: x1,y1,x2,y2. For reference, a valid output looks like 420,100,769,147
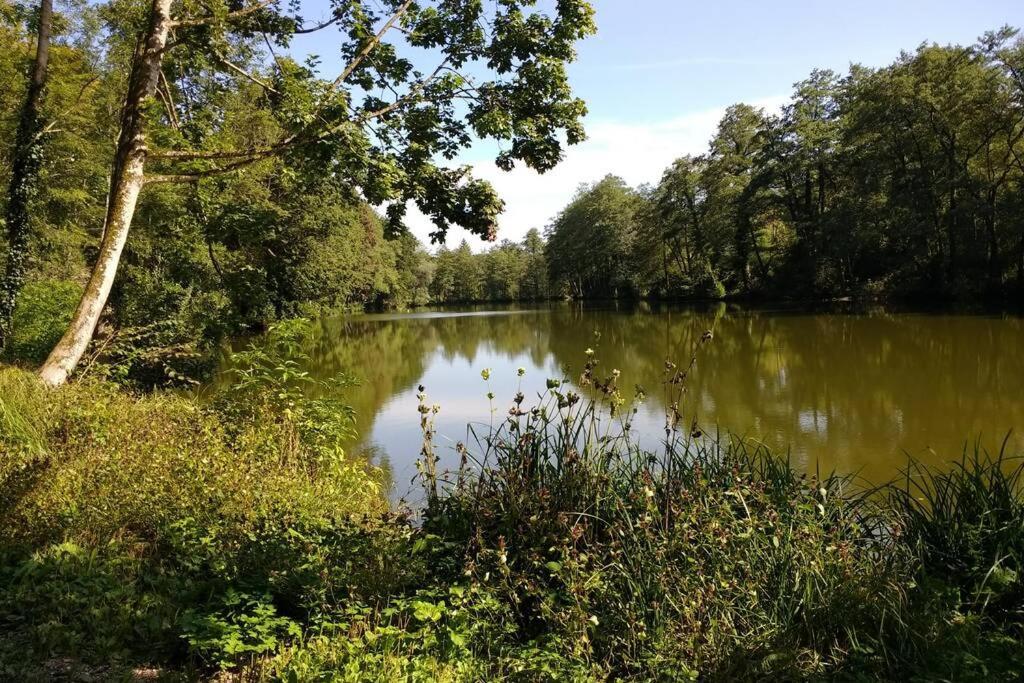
432,28,1024,305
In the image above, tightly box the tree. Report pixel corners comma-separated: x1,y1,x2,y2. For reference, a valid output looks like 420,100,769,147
546,175,641,298
521,227,548,300
756,70,842,290
480,240,524,301
705,103,767,291
392,231,433,307
430,246,455,302
37,0,596,386
643,155,715,294
450,239,481,302
0,0,53,351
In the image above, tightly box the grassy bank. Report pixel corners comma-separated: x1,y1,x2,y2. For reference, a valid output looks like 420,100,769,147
0,340,1022,680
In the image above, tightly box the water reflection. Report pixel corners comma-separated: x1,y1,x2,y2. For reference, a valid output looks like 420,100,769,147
226,304,1024,500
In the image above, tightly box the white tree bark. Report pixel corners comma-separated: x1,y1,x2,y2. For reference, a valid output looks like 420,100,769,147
39,0,172,387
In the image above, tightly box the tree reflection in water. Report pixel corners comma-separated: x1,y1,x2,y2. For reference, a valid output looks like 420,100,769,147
216,303,1024,502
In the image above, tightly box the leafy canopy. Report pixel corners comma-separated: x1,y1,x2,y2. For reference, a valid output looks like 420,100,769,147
149,0,597,243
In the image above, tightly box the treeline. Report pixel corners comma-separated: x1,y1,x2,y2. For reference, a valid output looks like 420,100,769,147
429,229,549,303
433,29,1024,304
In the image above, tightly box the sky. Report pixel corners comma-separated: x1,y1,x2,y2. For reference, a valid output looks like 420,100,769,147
293,0,1022,251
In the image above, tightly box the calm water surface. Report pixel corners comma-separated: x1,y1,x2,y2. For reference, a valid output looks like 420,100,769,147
229,304,1024,501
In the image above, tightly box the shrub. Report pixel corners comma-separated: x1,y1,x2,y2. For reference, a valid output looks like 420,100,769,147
1,279,82,364
0,359,386,675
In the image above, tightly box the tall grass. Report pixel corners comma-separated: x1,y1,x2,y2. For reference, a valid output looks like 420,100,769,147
889,442,1024,618
414,350,910,678
411,341,1024,679
0,367,48,456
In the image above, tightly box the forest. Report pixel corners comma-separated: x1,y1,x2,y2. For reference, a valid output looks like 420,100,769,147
434,32,1024,304
1,0,1023,680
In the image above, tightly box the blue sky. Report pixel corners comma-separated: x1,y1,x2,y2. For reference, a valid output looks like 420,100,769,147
293,0,1022,249
568,1,1020,123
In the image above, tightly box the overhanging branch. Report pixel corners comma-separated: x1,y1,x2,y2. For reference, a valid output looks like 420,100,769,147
332,0,413,88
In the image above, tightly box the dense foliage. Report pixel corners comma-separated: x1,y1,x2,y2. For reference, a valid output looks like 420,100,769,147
0,0,595,385
539,31,1024,302
2,4,1023,679
0,0,443,380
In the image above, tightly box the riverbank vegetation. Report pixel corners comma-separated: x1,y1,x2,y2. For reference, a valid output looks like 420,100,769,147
1,338,1022,680
0,0,596,386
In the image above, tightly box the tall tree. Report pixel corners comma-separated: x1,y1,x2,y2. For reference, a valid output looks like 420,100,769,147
644,155,713,294
0,0,53,351
705,103,766,290
450,239,481,302
430,246,456,302
546,175,641,298
38,0,596,386
521,227,548,300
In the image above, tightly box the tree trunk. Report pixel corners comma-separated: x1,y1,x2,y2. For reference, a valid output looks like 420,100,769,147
38,0,172,387
0,0,53,352
985,190,1000,293
1017,233,1024,295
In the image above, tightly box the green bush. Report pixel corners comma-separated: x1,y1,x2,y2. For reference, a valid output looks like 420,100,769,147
0,541,191,668
0,363,387,676
181,589,302,669
1,279,82,364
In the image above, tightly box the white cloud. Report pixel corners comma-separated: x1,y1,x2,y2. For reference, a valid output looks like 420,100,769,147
405,95,788,251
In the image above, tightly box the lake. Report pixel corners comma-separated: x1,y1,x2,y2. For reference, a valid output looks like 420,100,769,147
223,303,1024,502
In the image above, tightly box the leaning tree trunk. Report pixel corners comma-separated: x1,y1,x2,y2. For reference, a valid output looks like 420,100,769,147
38,0,172,387
0,0,53,352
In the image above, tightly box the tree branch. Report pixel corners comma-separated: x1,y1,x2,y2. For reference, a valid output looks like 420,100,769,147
157,69,180,129
360,58,449,121
261,31,285,72
144,152,280,184
333,0,412,87
171,0,277,29
144,164,255,184
149,144,284,161
146,10,448,183
214,50,279,94
292,14,342,34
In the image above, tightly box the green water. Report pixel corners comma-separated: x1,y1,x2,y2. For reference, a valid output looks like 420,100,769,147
231,303,1024,500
